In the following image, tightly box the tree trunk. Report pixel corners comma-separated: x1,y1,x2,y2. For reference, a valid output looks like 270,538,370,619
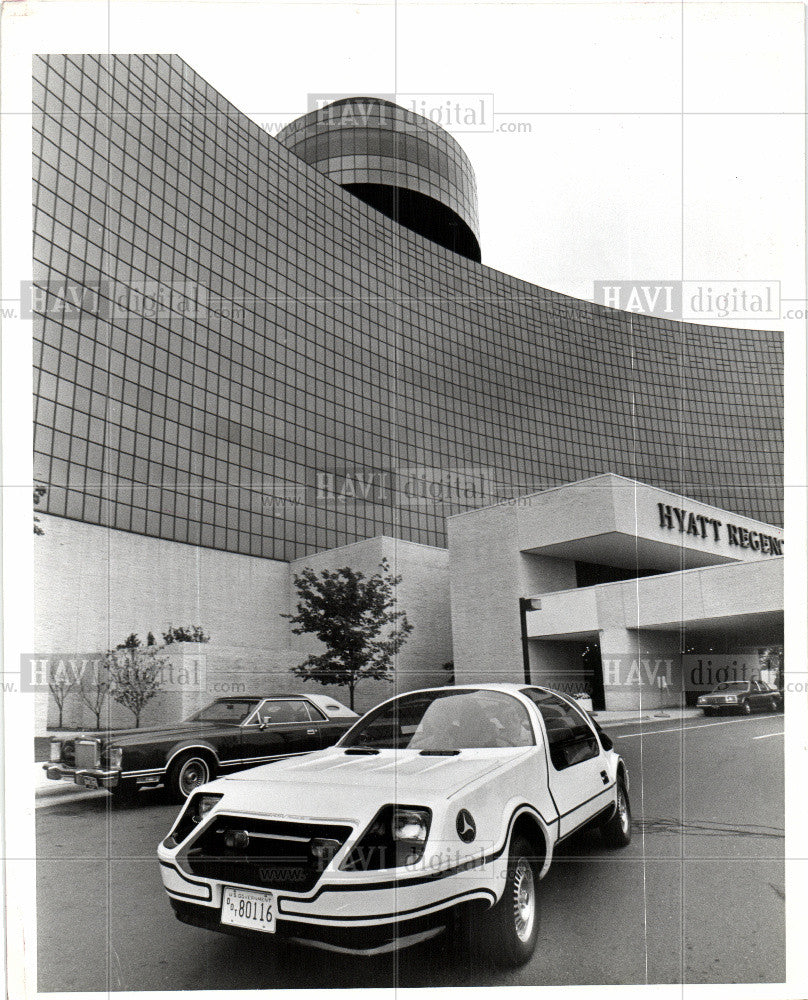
348,681,355,712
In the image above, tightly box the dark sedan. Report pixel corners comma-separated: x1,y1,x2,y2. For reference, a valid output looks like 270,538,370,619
44,694,358,800
696,679,783,716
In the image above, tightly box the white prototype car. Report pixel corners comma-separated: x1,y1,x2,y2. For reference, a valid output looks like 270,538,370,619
158,683,631,966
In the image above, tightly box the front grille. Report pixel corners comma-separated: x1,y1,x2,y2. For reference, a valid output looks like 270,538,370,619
74,739,100,769
183,815,353,892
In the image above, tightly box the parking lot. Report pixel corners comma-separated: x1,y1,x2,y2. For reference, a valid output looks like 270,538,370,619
35,712,784,990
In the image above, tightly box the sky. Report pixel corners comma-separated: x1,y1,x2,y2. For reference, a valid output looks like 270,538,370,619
5,0,806,327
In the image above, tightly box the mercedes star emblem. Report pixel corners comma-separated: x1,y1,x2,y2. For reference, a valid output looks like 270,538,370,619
456,809,476,843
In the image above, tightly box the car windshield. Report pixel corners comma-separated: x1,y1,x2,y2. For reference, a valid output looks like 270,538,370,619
185,699,260,724
340,690,534,750
714,682,749,692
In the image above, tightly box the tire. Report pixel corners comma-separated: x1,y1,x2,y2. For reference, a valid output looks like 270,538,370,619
702,708,714,717
168,752,213,801
601,777,632,848
478,835,540,967
769,697,780,713
741,700,752,715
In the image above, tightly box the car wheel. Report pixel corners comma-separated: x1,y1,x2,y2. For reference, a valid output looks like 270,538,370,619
769,697,780,713
601,777,632,848
168,753,212,801
702,708,714,717
481,835,540,967
741,700,752,715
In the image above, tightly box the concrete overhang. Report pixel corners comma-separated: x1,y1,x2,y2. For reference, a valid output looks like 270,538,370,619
522,531,734,571
512,474,783,571
525,557,783,641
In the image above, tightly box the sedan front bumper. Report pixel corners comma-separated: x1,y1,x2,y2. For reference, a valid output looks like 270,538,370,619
43,763,120,789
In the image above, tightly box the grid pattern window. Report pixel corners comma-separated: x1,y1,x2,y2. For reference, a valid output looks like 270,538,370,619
32,55,784,564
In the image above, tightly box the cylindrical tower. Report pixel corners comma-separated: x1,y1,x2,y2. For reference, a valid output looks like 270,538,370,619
277,97,481,261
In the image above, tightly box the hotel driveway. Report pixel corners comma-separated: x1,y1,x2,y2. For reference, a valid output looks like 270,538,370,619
35,711,784,990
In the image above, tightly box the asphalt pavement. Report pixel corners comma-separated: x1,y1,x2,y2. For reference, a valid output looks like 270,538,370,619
34,711,784,990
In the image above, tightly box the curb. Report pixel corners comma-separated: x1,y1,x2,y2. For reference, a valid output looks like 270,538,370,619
596,712,703,729
36,788,107,809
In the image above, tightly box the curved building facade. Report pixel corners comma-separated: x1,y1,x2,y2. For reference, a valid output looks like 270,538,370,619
32,55,783,567
276,97,481,260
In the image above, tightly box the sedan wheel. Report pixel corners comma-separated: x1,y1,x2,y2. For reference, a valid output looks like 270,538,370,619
169,754,212,801
481,835,540,967
741,700,752,715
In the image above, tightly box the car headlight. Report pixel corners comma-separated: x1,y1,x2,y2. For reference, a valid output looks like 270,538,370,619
194,794,221,822
107,747,123,769
162,793,223,849
49,740,62,763
696,697,706,705
341,805,432,871
725,696,737,703
392,808,430,845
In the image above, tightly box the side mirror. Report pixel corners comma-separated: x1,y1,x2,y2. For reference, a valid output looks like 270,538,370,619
591,718,613,751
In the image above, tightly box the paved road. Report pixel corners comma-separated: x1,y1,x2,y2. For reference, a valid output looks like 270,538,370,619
35,712,784,990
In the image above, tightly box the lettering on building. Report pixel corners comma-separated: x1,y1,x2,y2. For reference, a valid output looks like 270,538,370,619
657,503,783,555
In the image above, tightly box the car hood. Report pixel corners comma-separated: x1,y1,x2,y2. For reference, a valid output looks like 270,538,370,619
62,721,223,747
209,746,534,820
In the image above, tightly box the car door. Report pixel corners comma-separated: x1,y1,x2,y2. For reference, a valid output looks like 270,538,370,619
750,680,768,710
238,698,322,765
523,689,613,839
305,700,352,748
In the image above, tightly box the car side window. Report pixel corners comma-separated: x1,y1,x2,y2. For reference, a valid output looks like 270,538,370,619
264,700,313,725
303,701,327,721
247,700,313,726
522,689,600,771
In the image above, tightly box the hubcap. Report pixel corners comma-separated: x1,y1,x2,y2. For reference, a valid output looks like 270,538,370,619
179,759,208,796
618,786,630,833
512,858,536,942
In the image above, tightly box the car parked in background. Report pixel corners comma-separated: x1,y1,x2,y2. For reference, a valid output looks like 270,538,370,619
158,683,631,966
696,679,783,716
44,694,358,800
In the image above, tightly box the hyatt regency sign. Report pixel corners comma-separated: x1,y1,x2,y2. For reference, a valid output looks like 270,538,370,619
657,503,783,555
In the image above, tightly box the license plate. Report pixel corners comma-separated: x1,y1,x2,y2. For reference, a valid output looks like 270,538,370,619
221,886,275,933
82,776,98,789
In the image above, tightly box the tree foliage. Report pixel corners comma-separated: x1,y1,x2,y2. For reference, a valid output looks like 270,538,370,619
48,661,76,729
77,658,111,731
285,559,413,709
162,624,210,644
107,645,167,728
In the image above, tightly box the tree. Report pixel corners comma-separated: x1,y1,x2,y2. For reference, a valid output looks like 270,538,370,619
107,645,167,728
285,559,413,710
48,660,76,729
162,624,210,644
34,485,47,535
77,658,111,730
760,645,784,689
